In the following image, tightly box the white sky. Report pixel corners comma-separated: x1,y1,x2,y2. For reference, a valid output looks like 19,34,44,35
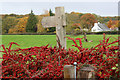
0,0,119,2
0,0,120,16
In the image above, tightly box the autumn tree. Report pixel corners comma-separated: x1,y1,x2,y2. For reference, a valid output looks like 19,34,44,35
108,20,119,30
66,13,80,34
2,16,17,33
67,12,80,23
72,23,83,33
107,19,112,28
26,10,38,32
80,13,96,30
79,13,96,42
113,20,119,28
14,17,28,33
103,17,110,23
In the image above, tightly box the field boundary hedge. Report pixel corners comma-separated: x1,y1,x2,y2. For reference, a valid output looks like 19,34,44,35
1,33,119,79
2,31,119,35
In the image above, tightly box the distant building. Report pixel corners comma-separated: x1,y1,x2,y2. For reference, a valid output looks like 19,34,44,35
91,22,111,32
83,28,89,31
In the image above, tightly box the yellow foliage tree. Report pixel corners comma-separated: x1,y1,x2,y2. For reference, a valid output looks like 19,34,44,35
8,28,17,34
8,17,28,33
16,17,28,33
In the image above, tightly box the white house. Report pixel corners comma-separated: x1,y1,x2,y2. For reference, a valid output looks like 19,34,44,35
91,22,111,32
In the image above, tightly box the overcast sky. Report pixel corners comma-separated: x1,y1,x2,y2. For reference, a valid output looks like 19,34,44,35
0,0,120,16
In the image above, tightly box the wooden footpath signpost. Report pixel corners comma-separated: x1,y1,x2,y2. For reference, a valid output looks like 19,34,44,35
41,7,66,49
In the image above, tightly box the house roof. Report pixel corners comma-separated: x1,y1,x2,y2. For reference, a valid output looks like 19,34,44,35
98,24,111,31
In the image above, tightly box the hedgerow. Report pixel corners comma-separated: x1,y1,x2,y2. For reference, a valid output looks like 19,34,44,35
0,33,119,79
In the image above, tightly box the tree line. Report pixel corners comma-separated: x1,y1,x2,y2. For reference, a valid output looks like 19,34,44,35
1,9,119,34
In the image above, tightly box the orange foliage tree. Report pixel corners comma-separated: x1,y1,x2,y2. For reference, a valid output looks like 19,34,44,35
107,19,112,28
107,20,119,30
111,20,119,28
72,23,82,30
80,13,96,30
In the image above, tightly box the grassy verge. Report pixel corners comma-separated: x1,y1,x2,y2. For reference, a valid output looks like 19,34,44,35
1,34,118,50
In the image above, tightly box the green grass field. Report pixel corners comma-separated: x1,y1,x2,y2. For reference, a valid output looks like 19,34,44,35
1,34,118,50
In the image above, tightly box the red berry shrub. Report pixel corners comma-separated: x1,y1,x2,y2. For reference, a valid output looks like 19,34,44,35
0,34,119,79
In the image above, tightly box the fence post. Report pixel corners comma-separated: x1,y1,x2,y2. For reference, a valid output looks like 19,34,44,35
64,64,96,80
77,65,95,80
55,7,66,49
64,65,75,79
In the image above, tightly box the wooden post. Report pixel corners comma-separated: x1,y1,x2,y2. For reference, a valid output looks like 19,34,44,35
64,65,75,79
64,64,96,79
55,7,66,49
41,7,66,49
77,65,95,79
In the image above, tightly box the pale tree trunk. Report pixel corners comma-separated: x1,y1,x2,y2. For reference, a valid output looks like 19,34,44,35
78,26,88,42
83,32,88,42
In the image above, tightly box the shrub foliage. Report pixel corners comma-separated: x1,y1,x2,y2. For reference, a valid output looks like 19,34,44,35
0,34,119,79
